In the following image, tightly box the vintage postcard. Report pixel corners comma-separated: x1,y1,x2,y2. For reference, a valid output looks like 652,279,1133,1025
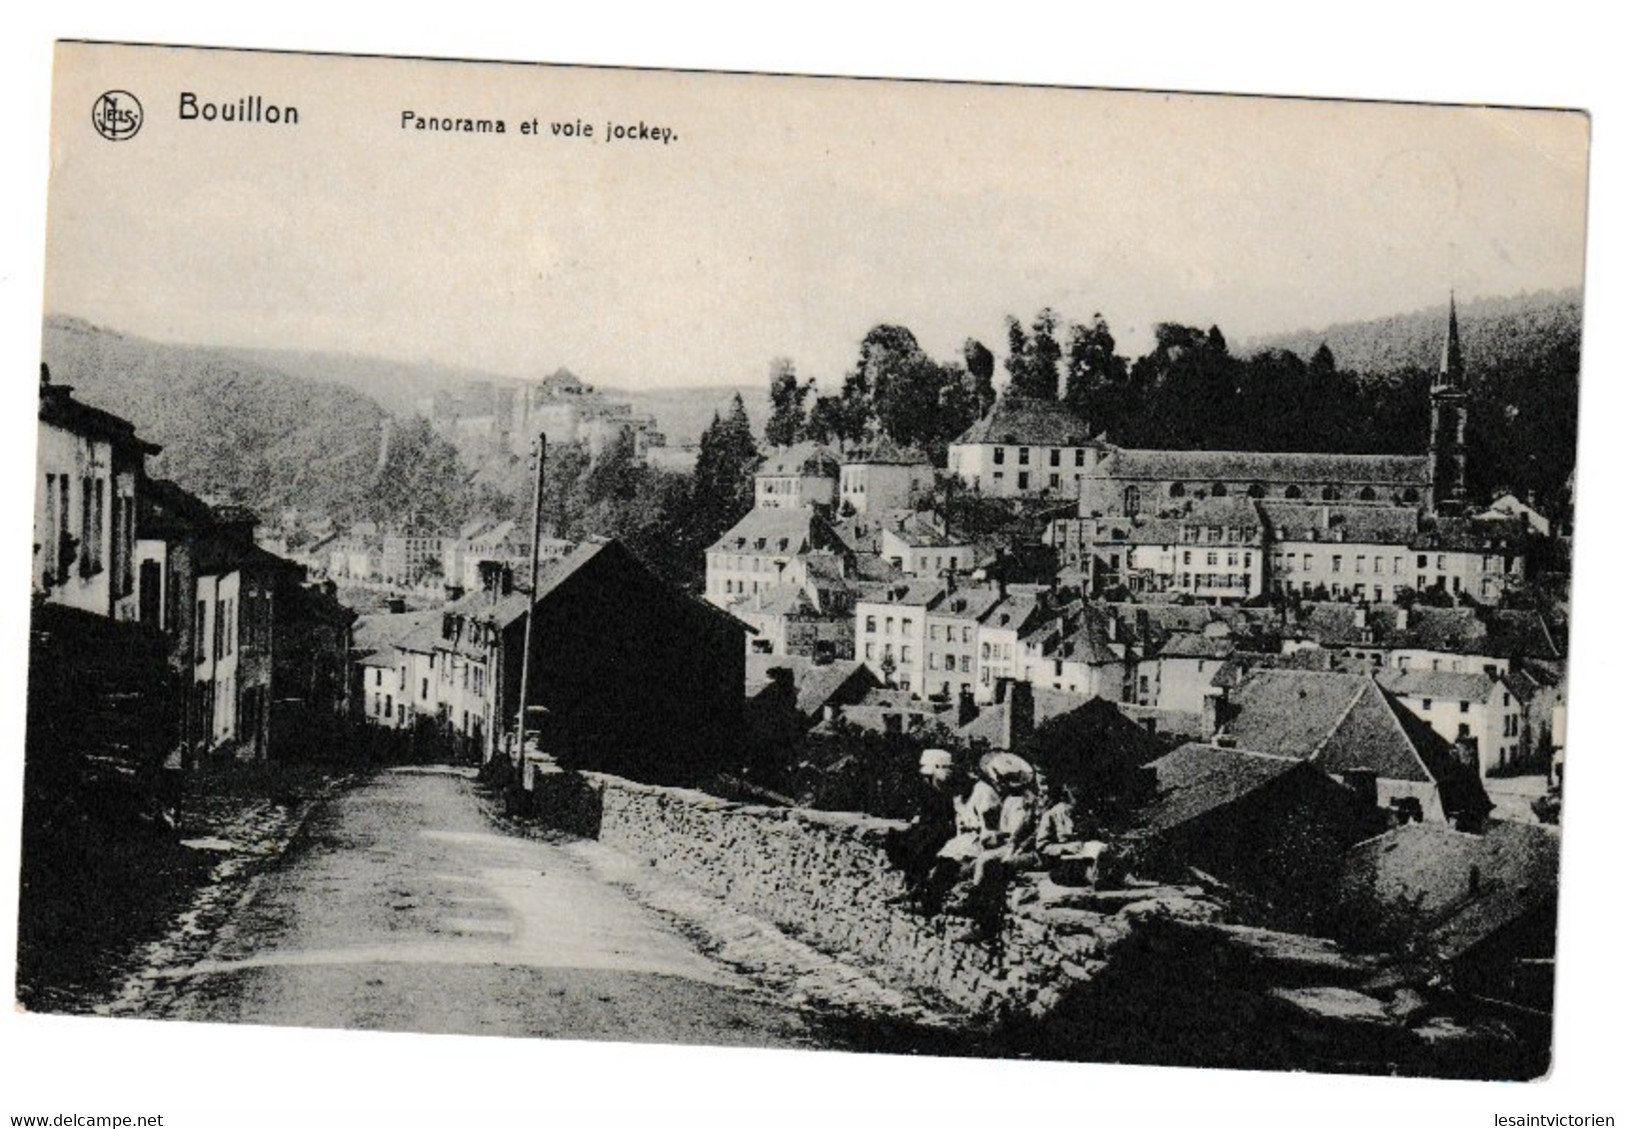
16,38,1589,1098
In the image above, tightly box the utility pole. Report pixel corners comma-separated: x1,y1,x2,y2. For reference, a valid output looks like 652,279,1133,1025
513,434,546,787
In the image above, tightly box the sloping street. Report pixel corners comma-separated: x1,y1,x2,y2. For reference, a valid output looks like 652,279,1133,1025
130,765,924,1049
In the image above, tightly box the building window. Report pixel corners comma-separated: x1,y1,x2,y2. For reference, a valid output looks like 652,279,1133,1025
865,615,876,633
1050,449,1061,467
1018,447,1030,465
1332,555,1343,573
1124,486,1140,516
1018,472,1030,490
1075,449,1087,467
993,447,1005,465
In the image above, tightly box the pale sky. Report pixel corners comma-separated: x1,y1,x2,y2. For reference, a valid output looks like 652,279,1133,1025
45,43,1590,391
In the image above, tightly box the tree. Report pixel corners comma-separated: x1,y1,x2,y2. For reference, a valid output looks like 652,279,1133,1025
1063,313,1128,429
764,357,812,448
1004,308,1063,400
963,338,996,414
804,324,972,460
692,395,760,549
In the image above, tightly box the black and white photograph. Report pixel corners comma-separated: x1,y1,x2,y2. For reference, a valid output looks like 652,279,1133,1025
1,13,1615,1128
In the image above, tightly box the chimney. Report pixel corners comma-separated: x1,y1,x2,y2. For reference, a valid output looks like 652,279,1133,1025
957,686,979,728
478,559,505,600
1002,680,1035,751
1202,685,1232,741
1344,768,1379,808
1106,611,1119,642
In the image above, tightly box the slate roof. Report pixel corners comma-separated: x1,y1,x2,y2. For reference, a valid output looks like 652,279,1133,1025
956,685,1104,748
843,436,932,467
745,656,879,718
1136,743,1312,836
1338,821,1560,959
1286,602,1559,661
1260,502,1420,544
1159,633,1238,660
1415,514,1531,553
1223,670,1434,783
1097,447,1431,486
39,380,163,456
855,578,949,609
932,584,1005,622
1220,668,1492,822
352,608,442,657
884,512,970,550
979,591,1051,634
952,395,1096,447
757,440,842,477
709,507,844,555
1375,668,1498,703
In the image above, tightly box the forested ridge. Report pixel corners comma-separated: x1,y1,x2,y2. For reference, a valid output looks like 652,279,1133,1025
42,286,1582,585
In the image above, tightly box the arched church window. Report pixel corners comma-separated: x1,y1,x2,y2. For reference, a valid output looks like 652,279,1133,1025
1402,488,1419,504
1211,482,1228,497
1169,482,1186,499
1247,483,1266,498
1285,485,1303,499
1358,486,1377,502
1322,486,1341,501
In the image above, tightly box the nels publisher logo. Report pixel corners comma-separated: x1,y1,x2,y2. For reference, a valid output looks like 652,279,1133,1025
91,90,143,141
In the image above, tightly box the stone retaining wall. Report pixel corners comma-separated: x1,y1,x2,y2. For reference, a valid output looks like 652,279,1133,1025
520,767,1543,1077
525,767,1178,1018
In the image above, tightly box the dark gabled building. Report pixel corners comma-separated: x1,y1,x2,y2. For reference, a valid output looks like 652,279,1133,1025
1129,742,1383,930
478,539,749,785
1335,820,1559,1012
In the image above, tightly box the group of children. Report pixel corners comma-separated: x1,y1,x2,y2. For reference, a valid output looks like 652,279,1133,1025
885,747,1105,932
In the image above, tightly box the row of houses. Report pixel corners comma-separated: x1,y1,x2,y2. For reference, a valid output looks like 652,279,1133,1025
31,367,354,775
323,517,574,591
1048,495,1532,606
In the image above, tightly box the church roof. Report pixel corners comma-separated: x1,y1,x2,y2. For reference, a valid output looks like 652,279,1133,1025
1097,447,1432,487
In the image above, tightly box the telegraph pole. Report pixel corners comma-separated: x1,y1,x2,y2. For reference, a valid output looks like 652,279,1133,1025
512,434,546,786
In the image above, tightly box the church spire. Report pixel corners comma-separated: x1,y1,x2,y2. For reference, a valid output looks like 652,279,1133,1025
1429,293,1469,515
1438,291,1465,390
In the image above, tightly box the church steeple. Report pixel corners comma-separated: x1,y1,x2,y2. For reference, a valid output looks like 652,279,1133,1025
1438,291,1465,391
1429,293,1469,515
